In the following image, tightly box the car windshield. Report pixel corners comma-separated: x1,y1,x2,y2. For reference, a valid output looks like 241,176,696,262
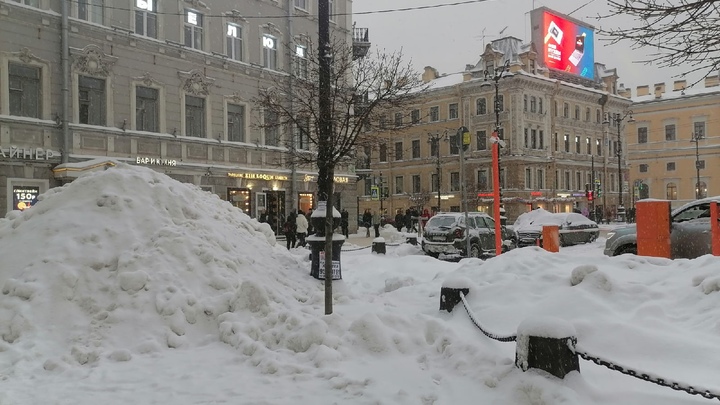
673,203,710,223
426,216,458,228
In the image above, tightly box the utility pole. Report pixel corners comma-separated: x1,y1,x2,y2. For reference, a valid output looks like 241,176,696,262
318,0,333,314
691,130,703,199
591,155,595,221
428,132,445,212
458,126,471,256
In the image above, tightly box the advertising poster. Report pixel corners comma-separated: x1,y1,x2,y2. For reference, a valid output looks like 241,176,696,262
13,186,39,211
541,10,595,79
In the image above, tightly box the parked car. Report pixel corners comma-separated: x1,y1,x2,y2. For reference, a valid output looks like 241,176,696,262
604,196,720,259
421,212,516,259
513,209,599,247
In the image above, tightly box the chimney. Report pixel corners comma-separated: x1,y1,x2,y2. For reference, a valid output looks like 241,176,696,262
636,85,650,96
422,66,440,83
704,74,719,88
617,83,631,98
673,79,687,91
654,82,665,99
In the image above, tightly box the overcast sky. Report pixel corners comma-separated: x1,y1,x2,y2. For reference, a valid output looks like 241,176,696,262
353,0,703,94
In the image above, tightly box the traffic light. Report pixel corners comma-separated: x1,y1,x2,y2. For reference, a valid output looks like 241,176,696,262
596,183,602,198
584,183,591,199
587,191,594,201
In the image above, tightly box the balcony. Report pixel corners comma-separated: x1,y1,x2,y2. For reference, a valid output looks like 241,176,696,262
353,27,371,60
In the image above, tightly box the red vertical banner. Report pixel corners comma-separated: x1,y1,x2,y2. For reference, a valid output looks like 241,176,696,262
492,135,502,255
711,201,720,256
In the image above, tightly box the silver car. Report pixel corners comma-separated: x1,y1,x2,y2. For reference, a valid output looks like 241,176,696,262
604,196,720,258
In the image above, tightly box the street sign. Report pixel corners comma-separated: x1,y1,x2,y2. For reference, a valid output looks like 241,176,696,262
370,186,379,201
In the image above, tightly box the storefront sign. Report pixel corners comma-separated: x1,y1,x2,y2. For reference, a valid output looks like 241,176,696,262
302,174,350,183
13,186,39,211
136,157,177,166
478,192,494,197
530,191,543,197
228,172,289,181
1,146,58,161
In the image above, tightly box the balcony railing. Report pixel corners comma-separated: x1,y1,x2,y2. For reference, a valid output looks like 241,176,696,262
353,27,370,60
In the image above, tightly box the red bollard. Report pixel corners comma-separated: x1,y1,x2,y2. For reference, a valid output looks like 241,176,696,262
711,202,720,256
636,200,671,258
542,225,560,253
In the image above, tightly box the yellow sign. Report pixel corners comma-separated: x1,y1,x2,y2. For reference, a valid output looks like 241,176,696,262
228,172,289,181
302,175,350,183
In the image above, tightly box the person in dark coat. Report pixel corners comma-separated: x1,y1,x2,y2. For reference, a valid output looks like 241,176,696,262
394,209,404,232
284,211,297,249
362,209,372,237
306,208,314,235
340,208,349,238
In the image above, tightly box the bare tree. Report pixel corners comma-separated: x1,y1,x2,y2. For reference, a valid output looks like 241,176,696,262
600,0,720,82
254,37,426,314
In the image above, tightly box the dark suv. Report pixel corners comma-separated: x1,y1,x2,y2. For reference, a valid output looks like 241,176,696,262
421,212,517,259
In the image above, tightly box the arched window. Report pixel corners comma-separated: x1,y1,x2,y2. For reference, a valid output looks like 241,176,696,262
696,181,707,199
666,183,677,200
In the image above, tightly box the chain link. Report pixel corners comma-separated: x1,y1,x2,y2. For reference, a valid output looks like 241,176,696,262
459,292,517,342
576,349,720,401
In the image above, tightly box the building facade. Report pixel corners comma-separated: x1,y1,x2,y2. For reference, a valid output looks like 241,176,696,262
0,0,367,234
622,75,720,209
358,37,632,223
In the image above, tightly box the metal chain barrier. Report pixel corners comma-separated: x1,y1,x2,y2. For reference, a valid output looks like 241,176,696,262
459,292,517,342
341,245,372,252
576,349,720,401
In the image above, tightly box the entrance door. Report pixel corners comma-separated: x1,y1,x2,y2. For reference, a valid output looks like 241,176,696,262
255,192,267,219
265,190,286,235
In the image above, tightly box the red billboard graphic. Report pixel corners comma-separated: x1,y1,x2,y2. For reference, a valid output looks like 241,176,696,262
538,10,595,79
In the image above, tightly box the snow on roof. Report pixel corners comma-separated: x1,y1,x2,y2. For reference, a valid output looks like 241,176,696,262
632,85,720,104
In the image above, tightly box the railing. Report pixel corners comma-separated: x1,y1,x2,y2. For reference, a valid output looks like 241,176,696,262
353,27,369,43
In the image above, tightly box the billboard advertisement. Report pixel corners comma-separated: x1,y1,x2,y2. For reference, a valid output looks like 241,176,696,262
534,9,595,79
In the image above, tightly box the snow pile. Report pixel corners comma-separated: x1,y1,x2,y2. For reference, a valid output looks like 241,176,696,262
0,164,324,370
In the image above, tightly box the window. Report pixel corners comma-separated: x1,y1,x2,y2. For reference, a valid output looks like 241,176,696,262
8,63,41,118
449,132,459,155
525,168,532,189
294,45,307,78
448,103,458,120
563,102,569,118
379,144,387,162
554,133,558,151
596,109,601,123
476,98,486,115
697,160,705,169
538,130,544,150
328,0,335,22
184,9,203,50
477,170,488,190
697,181,707,199
294,0,307,10
596,139,602,156
694,121,706,139
394,112,403,127
576,172,582,191
429,106,439,122
412,140,420,159
227,103,246,142
79,0,104,24
395,142,403,160
665,124,676,141
412,175,421,193
135,0,157,38
14,0,39,6
553,101,558,117
476,130,487,150
379,114,387,129
262,34,278,70
530,96,537,113
495,95,504,112
531,129,537,149
666,183,677,200
295,117,310,150
564,134,569,152
431,173,439,192
666,162,675,171
637,127,648,144
78,75,105,125
411,109,420,124
585,107,591,122
226,23,243,61
586,137,591,154
523,95,528,112
430,138,438,157
264,110,279,146
394,176,404,194
538,98,543,114
135,86,158,132
574,105,580,120
639,164,648,173
185,95,205,137
536,169,544,189
450,172,460,192
564,171,570,190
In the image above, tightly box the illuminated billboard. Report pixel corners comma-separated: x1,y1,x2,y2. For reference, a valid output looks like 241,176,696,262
531,8,595,80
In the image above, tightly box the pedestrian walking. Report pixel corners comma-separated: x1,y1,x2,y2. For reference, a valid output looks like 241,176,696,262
372,210,380,238
340,208,349,238
284,210,297,249
296,209,308,247
362,209,372,237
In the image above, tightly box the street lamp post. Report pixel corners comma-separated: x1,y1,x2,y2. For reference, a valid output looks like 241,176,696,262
603,110,634,220
691,131,703,199
481,60,512,255
428,132,446,212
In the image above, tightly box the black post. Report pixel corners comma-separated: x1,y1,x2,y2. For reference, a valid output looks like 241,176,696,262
318,0,333,314
693,132,702,199
591,155,595,221
428,133,443,212
616,117,623,209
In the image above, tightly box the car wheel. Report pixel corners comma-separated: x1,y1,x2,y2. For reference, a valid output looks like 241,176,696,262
469,243,481,258
614,244,637,256
426,251,439,259
588,233,597,243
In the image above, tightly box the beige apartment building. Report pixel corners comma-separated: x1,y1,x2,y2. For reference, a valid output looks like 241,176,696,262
357,37,632,223
622,75,720,208
0,0,368,233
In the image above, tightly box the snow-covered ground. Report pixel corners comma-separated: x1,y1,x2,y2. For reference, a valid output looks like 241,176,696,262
1,164,719,405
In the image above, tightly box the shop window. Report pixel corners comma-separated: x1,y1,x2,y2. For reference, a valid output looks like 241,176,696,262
666,183,677,200
228,188,251,214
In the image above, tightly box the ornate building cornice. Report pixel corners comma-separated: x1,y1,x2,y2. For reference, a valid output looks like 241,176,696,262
70,44,117,77
178,69,215,96
133,72,161,87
